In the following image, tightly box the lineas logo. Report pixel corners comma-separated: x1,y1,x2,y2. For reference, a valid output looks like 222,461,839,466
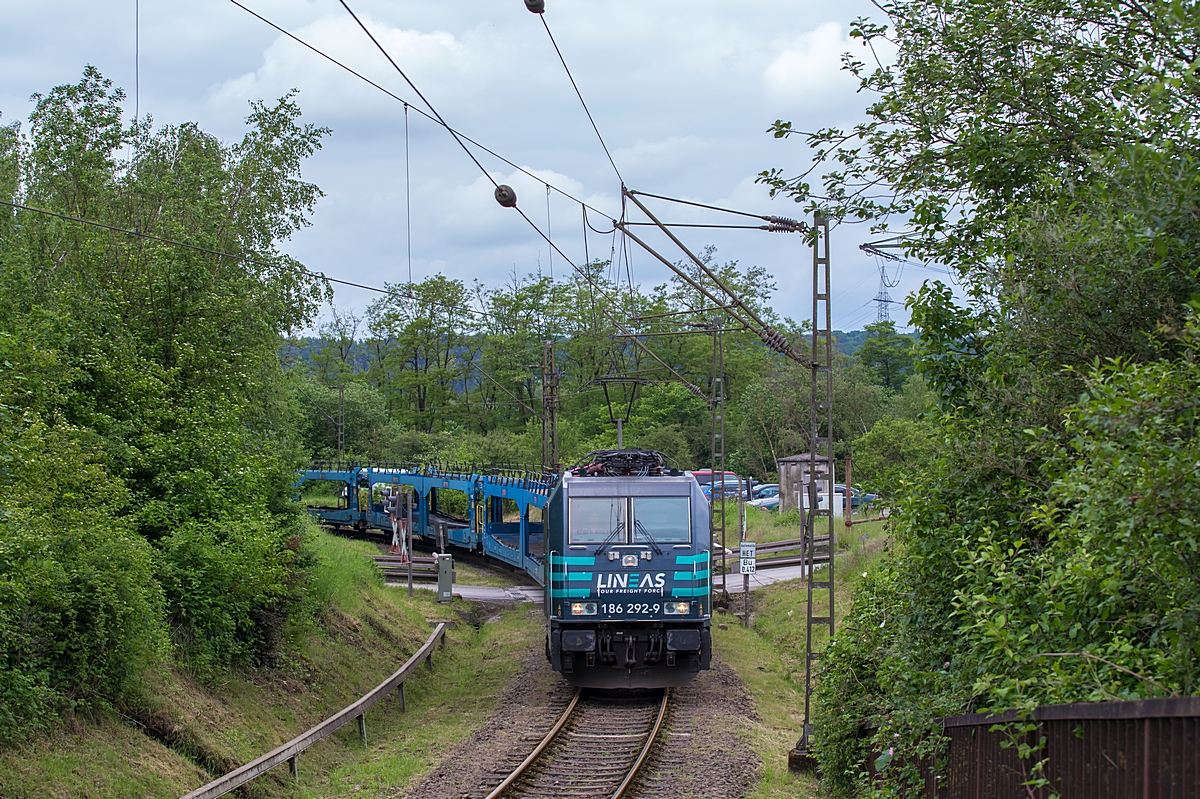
596,572,666,594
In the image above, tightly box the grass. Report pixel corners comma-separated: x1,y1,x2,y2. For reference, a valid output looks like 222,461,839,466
0,526,543,799
739,504,887,545
0,717,206,799
442,559,523,589
711,518,893,798
296,605,541,798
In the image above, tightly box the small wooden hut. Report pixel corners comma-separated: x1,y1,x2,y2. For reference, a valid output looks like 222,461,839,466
777,453,834,513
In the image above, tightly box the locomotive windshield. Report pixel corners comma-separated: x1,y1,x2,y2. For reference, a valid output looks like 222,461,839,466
633,497,691,544
568,497,627,544
568,496,691,545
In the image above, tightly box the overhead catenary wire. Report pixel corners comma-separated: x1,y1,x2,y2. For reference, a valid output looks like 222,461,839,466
581,205,589,265
585,214,616,236
2,198,707,401
0,198,494,321
335,0,497,190
225,0,615,223
236,0,706,397
467,360,541,419
134,0,140,123
626,189,806,230
7,197,716,431
621,222,792,230
405,102,412,285
860,235,952,275
227,0,807,358
537,14,623,184
619,191,805,364
502,185,708,398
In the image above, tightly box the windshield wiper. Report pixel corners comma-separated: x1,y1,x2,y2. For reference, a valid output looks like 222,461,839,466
633,521,664,555
594,521,626,555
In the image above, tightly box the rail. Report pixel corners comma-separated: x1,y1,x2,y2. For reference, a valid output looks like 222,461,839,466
179,622,448,799
483,689,582,799
612,688,671,798
484,689,669,799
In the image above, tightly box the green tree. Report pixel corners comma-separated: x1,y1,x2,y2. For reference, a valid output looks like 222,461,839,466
759,0,1200,791
0,68,329,735
832,361,889,443
849,415,938,493
294,378,390,459
365,275,476,432
311,307,361,385
885,371,932,420
854,321,913,391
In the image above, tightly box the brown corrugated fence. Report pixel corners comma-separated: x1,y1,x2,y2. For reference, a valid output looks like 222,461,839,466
871,696,1199,797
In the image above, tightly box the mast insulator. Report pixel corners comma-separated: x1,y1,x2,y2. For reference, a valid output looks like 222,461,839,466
765,215,804,233
495,184,518,208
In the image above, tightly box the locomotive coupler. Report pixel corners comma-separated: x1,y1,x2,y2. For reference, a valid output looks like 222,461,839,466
644,630,664,665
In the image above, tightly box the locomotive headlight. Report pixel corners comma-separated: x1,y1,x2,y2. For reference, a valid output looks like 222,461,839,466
622,554,638,567
664,601,691,615
570,602,598,616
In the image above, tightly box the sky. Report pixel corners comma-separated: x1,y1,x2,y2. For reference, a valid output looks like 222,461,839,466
0,0,945,333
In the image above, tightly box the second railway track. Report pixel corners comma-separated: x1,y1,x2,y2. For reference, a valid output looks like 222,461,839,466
482,688,669,799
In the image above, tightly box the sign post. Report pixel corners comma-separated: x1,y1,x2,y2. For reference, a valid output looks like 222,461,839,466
405,489,413,597
739,541,756,628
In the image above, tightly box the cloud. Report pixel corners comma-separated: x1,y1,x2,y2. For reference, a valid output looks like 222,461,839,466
763,22,877,106
3,0,912,330
209,14,483,127
613,136,709,184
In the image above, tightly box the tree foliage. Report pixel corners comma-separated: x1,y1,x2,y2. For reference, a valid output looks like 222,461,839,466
755,0,1200,792
292,248,813,476
0,68,327,738
850,415,937,493
854,321,914,391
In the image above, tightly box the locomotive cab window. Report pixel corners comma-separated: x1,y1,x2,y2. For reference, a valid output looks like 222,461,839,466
633,497,690,544
569,497,628,544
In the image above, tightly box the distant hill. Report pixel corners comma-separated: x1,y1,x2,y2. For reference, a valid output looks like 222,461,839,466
284,331,911,368
834,328,919,358
281,337,373,373
834,329,870,357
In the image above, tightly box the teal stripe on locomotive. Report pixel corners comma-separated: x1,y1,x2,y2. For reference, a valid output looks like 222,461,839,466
674,569,710,581
674,552,710,565
550,588,593,598
670,586,709,597
566,572,593,582
551,555,596,566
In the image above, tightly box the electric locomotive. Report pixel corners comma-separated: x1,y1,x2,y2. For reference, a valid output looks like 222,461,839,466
543,449,712,689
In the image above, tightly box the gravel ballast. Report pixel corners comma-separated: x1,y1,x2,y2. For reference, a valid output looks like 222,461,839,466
395,639,760,799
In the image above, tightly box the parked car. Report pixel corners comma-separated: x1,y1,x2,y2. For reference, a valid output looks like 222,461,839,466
748,495,781,511
690,469,740,487
702,478,744,499
835,484,880,509
752,483,779,499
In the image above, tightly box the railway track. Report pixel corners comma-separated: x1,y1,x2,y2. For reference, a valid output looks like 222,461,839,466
481,688,669,799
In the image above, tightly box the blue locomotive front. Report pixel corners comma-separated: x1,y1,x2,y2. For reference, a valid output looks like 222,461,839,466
543,450,712,689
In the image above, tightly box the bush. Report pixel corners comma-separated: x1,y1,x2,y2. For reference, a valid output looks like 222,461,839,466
850,416,939,496
0,415,165,740
157,515,301,674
